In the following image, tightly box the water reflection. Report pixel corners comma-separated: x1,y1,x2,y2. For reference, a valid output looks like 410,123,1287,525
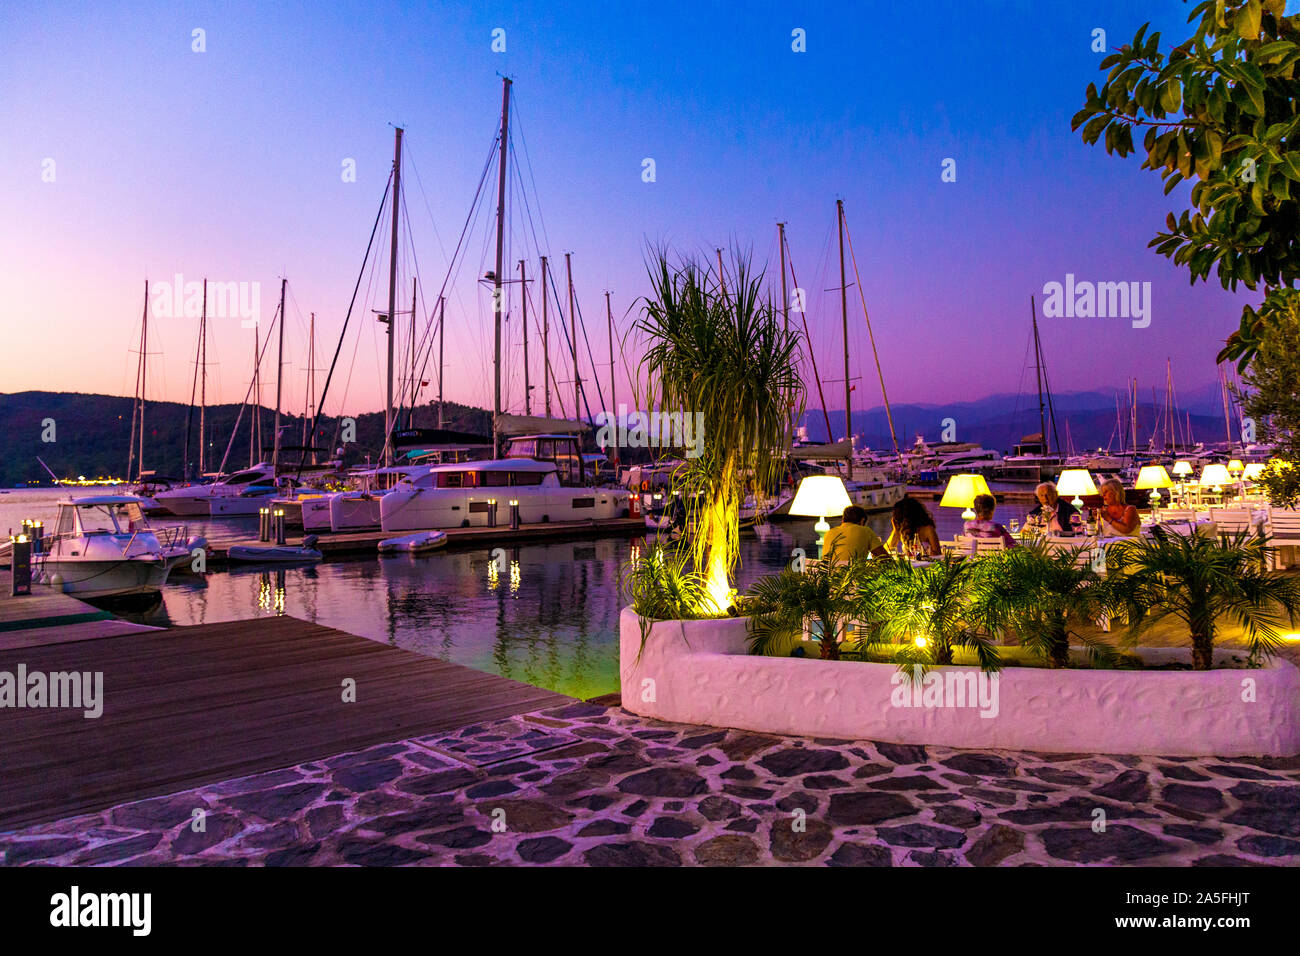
109,502,1035,700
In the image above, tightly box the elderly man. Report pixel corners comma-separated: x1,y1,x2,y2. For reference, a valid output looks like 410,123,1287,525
821,505,887,561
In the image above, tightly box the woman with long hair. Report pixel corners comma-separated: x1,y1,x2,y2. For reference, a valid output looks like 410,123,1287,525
885,494,942,556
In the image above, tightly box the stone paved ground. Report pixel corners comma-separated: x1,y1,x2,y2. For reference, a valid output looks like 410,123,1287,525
2,702,1298,866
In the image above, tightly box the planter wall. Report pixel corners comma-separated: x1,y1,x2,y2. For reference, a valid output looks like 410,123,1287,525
618,607,1300,757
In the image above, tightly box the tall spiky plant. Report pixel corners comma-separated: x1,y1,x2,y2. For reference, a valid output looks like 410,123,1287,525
968,541,1116,669
636,247,805,612
1106,530,1300,669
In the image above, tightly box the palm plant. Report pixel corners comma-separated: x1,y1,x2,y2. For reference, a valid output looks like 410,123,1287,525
636,247,805,613
620,539,713,652
967,541,1115,669
745,553,882,660
863,555,1002,672
1106,530,1300,670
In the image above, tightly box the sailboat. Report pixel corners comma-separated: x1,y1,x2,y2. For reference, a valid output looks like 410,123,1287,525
995,296,1065,483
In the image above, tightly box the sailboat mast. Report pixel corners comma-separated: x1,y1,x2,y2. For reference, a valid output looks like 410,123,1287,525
606,290,617,468
836,200,852,480
778,222,789,334
272,277,286,468
541,256,551,417
251,326,260,468
408,279,417,428
1029,297,1050,457
437,296,445,429
520,260,530,415
492,78,511,458
384,127,404,466
200,278,208,475
566,252,578,424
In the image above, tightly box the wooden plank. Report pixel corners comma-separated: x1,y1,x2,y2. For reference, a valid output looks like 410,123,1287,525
0,615,574,830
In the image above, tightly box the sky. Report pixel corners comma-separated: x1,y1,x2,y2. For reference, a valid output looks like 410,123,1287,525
0,0,1270,429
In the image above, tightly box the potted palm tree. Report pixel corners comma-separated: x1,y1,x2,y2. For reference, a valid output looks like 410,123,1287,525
635,248,804,613
968,541,1116,669
1106,530,1300,670
745,552,881,660
863,555,1002,672
621,539,712,651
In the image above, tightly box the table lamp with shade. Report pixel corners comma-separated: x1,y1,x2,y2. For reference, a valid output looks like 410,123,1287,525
939,473,991,521
1242,462,1265,481
1056,468,1097,512
1228,459,1244,476
1200,463,1232,499
1135,465,1173,520
1172,460,1193,504
789,475,853,557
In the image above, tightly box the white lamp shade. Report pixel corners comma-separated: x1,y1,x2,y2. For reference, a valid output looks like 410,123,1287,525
939,473,991,509
1056,469,1098,498
1242,463,1265,480
1227,459,1244,473
1200,464,1232,486
789,475,853,518
1172,460,1193,476
1134,465,1173,490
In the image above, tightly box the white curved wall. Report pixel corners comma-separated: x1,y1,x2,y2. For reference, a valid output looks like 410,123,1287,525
618,607,1300,757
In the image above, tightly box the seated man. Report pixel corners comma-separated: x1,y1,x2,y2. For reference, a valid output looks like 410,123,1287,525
963,494,1018,549
821,505,887,561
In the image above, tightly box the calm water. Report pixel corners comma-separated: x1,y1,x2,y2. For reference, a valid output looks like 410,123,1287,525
3,487,1033,698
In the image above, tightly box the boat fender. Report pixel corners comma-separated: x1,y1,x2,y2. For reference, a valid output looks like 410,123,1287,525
302,534,319,549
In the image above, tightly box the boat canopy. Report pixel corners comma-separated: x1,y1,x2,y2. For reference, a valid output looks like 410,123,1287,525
497,413,587,436
791,440,852,460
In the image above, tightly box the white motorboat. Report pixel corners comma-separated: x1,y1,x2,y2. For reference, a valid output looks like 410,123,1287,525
152,462,277,516
208,483,281,517
36,495,195,597
380,459,625,532
377,530,448,554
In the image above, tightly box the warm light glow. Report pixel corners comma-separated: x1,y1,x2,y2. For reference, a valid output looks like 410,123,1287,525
1172,460,1193,477
913,636,927,648
789,476,853,518
1134,465,1173,490
1227,459,1244,474
938,473,991,509
1282,633,1300,643
1200,464,1231,487
1056,469,1098,498
1242,463,1265,481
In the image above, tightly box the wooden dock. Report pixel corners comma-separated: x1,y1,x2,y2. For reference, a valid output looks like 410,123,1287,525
0,615,573,831
213,515,647,562
0,578,159,650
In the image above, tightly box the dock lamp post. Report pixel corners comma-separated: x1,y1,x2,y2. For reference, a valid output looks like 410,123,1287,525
509,499,520,530
487,498,498,528
789,476,852,559
1135,465,1173,522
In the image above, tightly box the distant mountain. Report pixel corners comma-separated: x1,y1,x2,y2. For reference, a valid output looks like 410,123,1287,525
799,387,1238,453
0,391,491,487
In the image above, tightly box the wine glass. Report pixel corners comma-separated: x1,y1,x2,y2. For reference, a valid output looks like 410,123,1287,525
1009,518,1020,537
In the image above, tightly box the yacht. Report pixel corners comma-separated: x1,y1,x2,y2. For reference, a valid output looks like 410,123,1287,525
379,455,626,533
151,462,278,516
36,495,198,597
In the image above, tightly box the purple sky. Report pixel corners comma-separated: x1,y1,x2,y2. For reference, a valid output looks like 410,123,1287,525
0,1,1260,424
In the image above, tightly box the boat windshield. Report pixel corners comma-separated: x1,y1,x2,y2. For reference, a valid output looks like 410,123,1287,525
77,501,146,534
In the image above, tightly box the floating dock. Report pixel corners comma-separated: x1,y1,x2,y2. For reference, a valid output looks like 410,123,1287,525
211,515,648,563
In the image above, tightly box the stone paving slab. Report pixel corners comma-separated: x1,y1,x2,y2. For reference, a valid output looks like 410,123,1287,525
2,703,1299,867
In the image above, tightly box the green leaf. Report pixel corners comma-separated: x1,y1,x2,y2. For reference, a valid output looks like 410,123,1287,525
1280,153,1300,182
1236,0,1262,41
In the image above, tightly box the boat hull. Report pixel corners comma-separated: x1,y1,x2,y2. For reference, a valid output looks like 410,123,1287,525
38,558,171,597
381,486,625,533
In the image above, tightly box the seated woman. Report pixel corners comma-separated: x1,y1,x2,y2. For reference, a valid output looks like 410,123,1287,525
884,495,942,557
1026,481,1079,535
963,494,1017,549
821,505,887,561
1098,477,1141,536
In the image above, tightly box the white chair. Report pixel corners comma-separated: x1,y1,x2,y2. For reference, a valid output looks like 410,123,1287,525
1266,509,1300,570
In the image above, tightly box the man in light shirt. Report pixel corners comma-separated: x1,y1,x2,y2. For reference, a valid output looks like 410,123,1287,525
821,505,887,561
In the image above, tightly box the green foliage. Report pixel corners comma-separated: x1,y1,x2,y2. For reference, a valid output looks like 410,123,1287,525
1236,292,1300,505
862,556,1002,672
620,539,714,651
1072,1,1300,366
967,541,1117,669
1106,529,1300,669
635,247,805,602
745,551,884,660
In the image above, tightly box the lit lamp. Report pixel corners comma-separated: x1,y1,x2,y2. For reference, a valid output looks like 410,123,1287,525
1056,468,1097,512
1227,459,1244,476
790,475,853,557
1242,462,1265,482
1134,465,1173,520
1172,460,1193,504
1200,463,1232,501
939,473,991,521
